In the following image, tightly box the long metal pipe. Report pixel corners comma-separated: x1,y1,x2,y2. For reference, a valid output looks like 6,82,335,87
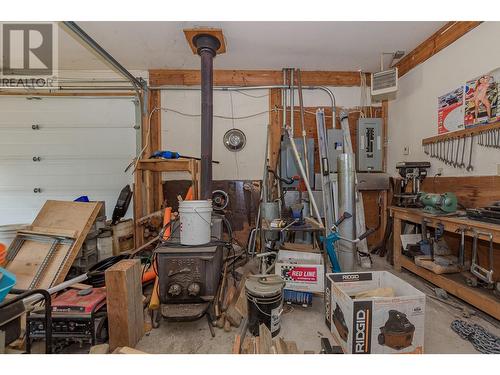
290,69,295,134
296,69,310,182
194,34,220,200
62,22,143,90
282,70,287,129
337,153,356,271
199,49,215,199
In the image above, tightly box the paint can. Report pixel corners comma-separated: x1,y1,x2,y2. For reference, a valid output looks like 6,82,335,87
245,274,285,337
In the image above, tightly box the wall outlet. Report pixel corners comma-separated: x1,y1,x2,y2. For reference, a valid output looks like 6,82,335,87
437,167,443,176
403,145,410,155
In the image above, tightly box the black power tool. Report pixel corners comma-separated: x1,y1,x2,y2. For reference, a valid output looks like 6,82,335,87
378,310,415,350
333,303,349,342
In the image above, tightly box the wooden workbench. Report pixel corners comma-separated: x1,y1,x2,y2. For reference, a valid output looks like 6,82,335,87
390,206,500,320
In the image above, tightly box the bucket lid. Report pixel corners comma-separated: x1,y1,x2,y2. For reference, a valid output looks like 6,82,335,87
245,274,285,297
178,199,212,208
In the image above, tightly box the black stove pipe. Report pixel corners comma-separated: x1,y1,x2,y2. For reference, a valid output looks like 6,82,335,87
193,34,221,200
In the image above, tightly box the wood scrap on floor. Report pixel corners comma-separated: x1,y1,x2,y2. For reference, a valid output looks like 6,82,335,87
4,200,102,290
213,255,255,333
105,259,144,351
237,336,301,354
112,346,147,354
234,323,303,354
89,343,110,354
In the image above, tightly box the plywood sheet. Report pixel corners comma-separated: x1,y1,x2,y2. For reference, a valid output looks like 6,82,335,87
6,200,101,289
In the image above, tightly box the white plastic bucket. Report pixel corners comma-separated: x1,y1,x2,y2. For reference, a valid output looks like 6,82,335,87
0,224,29,249
178,200,213,245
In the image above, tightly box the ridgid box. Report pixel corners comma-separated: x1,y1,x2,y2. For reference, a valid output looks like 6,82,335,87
275,250,324,293
324,271,425,354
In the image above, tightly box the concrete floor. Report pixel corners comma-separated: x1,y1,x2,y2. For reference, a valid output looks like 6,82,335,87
136,258,500,354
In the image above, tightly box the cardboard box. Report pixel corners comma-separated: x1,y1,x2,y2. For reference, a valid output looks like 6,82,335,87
275,249,324,293
324,271,425,354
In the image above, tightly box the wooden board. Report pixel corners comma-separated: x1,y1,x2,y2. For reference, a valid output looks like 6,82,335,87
395,22,481,77
105,259,144,351
183,28,226,54
259,324,272,354
421,120,500,145
148,89,163,212
421,175,500,209
400,257,500,320
149,69,370,87
414,257,461,274
6,200,101,289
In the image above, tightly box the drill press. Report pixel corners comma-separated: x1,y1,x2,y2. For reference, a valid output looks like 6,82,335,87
394,162,431,207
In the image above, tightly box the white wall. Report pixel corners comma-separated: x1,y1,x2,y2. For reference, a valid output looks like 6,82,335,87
388,22,500,177
161,86,370,180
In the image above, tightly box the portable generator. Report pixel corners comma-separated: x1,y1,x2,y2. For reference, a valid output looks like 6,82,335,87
377,310,415,350
333,303,349,342
26,287,107,353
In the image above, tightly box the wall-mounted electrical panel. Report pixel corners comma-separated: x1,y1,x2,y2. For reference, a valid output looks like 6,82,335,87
280,137,315,189
326,128,344,173
357,118,383,172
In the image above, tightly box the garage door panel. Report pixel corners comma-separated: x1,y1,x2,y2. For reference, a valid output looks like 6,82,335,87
0,96,136,225
0,97,136,126
0,159,132,176
0,129,135,157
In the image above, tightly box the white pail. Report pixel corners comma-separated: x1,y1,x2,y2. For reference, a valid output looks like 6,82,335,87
178,200,213,245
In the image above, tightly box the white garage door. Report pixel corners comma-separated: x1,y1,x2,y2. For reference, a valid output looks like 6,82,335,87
0,96,137,225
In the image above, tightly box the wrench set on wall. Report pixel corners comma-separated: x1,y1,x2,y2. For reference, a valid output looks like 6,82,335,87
422,124,500,172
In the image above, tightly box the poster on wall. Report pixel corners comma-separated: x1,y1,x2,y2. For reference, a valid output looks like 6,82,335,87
464,70,499,127
438,87,464,134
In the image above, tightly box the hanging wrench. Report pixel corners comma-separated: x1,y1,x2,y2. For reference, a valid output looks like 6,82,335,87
449,138,455,165
445,139,450,164
466,134,474,172
459,135,466,169
454,136,460,168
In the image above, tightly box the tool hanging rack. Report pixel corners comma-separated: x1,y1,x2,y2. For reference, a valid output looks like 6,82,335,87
421,120,500,145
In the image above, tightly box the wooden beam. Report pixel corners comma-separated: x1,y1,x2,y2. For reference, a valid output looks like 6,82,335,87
105,259,144,351
148,89,163,211
395,21,482,77
149,69,369,87
268,88,282,199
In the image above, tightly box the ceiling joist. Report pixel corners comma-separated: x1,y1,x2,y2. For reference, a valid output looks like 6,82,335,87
395,21,482,77
149,69,370,87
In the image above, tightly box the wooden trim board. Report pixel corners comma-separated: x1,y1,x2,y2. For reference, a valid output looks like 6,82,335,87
395,21,482,77
149,69,370,87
